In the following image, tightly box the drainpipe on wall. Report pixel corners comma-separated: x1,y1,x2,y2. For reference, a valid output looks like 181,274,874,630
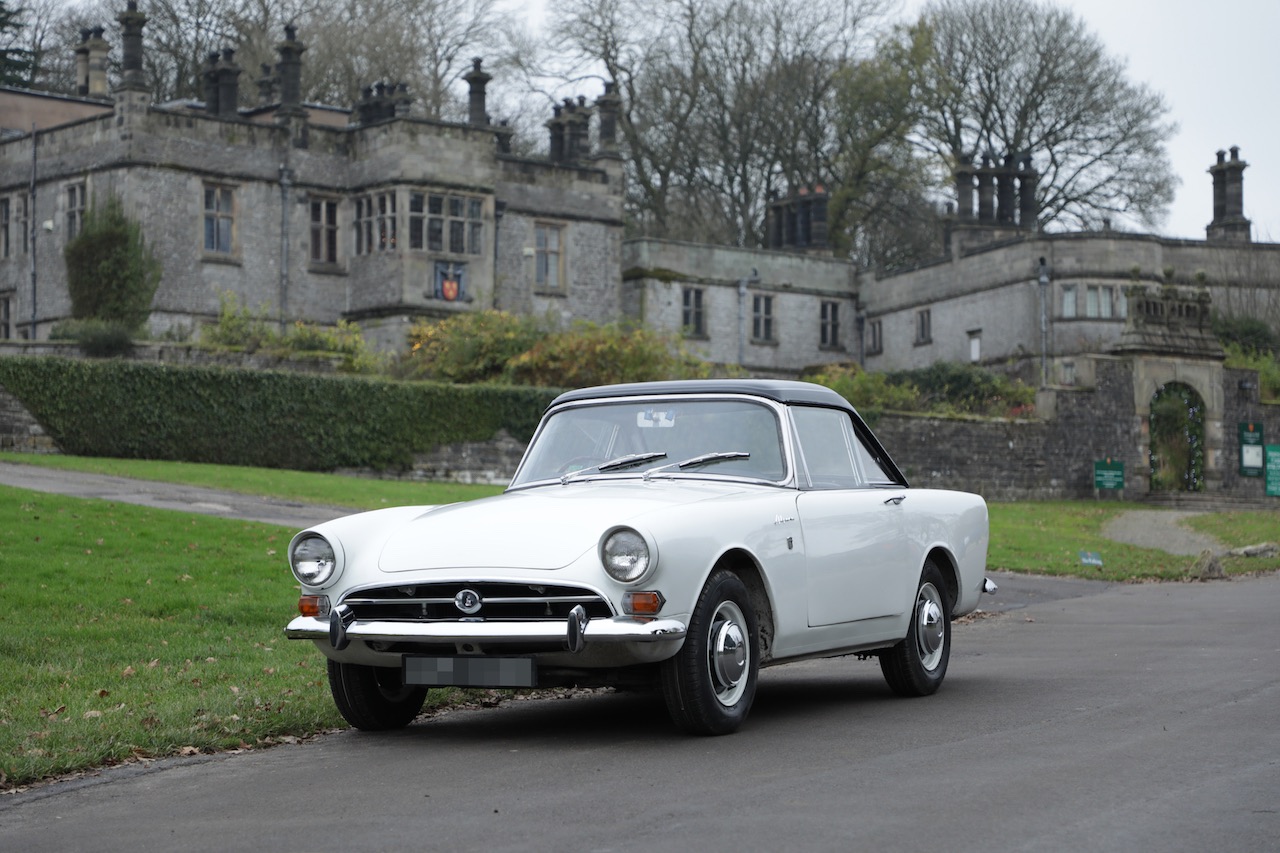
28,125,37,340
1037,257,1050,387
279,164,292,333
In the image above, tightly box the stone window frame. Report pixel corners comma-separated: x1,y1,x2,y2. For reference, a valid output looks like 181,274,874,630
65,181,86,241
866,318,883,355
0,198,9,258
682,286,706,338
1060,283,1077,319
819,300,842,350
308,196,341,269
408,191,484,256
1085,284,1116,319
354,191,397,256
751,293,775,343
201,182,237,261
534,221,566,295
968,328,982,363
0,291,11,339
914,308,932,346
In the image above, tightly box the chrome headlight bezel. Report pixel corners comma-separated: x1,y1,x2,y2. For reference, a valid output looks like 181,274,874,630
289,532,341,587
599,526,656,585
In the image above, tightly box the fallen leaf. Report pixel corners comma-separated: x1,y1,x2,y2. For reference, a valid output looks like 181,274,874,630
178,746,200,756
97,689,109,698
84,710,102,719
122,666,136,677
147,659,159,669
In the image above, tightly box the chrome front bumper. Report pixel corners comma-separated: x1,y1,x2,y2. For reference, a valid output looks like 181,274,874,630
284,613,688,648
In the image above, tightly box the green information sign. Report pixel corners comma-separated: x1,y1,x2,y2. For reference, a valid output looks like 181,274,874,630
1239,423,1264,477
1094,458,1124,490
1267,446,1280,498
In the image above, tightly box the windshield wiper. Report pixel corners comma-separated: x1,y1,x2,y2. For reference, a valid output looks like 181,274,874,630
643,451,749,480
561,451,667,484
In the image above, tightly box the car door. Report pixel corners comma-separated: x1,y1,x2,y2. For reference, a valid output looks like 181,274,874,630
791,406,910,627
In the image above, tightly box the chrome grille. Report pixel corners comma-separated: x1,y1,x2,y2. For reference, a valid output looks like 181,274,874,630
341,581,613,622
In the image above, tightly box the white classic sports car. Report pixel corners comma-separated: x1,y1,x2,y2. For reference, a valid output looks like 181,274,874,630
285,379,993,735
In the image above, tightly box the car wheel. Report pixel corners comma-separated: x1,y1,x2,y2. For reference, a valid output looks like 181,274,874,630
660,569,759,735
327,660,428,731
880,559,951,697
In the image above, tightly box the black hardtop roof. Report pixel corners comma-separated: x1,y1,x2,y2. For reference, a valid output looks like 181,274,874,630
549,379,856,412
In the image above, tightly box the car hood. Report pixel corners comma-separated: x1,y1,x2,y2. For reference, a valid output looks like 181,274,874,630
377,481,749,572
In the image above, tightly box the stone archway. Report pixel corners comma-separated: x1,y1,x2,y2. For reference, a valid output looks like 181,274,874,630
1148,381,1206,492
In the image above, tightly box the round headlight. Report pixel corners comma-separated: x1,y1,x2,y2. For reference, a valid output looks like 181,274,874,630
601,528,651,584
291,534,337,586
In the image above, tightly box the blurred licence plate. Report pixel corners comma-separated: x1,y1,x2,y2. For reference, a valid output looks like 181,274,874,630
403,655,537,688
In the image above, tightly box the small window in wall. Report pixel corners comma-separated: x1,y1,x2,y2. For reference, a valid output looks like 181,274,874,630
914,308,932,345
410,193,483,255
1,198,9,258
309,198,339,265
354,192,396,255
682,287,705,337
1060,360,1076,386
752,294,774,342
820,301,840,348
866,318,883,355
0,294,11,339
968,329,981,363
535,223,564,293
203,184,234,255
66,182,86,240
1060,284,1077,318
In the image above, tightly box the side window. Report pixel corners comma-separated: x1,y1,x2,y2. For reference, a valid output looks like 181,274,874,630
791,407,860,489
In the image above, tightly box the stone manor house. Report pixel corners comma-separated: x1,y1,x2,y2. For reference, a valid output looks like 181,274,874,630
1,3,1278,383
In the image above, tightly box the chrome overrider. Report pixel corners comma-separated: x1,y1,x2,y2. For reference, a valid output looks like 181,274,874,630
286,607,688,652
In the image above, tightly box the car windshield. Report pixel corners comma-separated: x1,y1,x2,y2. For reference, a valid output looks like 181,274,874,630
511,398,787,486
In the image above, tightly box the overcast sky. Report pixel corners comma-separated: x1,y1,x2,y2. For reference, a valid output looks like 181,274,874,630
985,0,1279,242
520,0,1276,242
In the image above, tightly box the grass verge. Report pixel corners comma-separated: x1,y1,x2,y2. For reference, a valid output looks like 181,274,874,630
0,451,504,509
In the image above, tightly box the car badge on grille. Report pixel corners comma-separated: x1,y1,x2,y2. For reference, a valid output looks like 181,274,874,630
454,589,482,615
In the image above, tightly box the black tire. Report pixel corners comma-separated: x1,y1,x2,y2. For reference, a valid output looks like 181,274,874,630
327,660,428,731
660,570,759,735
880,559,951,697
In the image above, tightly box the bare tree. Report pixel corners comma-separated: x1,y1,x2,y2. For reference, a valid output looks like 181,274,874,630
912,0,1177,231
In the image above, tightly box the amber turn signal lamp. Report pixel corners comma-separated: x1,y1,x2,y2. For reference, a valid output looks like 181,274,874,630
623,591,665,616
298,595,326,617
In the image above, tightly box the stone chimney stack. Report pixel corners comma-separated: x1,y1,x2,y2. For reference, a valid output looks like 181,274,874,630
275,24,307,120
562,98,579,161
75,30,91,96
202,52,221,113
1207,146,1251,243
953,160,975,220
115,1,148,93
595,81,621,153
1017,154,1038,230
976,154,996,224
256,63,277,105
464,58,491,126
995,154,1017,225
547,104,565,163
216,48,241,117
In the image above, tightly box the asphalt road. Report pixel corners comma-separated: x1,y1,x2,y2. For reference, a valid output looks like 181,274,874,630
1,568,1276,852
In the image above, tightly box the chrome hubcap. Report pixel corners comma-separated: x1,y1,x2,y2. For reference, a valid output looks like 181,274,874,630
914,583,946,672
708,601,749,706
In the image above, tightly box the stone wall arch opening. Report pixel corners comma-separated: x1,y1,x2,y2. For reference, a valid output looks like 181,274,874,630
1148,381,1206,492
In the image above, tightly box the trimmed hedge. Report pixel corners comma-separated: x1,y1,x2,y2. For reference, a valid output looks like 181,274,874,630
0,357,557,471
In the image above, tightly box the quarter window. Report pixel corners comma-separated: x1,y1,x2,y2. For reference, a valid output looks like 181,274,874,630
203,185,234,254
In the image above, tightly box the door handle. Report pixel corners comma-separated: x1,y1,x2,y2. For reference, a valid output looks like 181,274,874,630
884,495,905,506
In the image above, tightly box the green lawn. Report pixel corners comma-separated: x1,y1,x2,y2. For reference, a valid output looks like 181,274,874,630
0,453,1274,790
0,451,505,509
